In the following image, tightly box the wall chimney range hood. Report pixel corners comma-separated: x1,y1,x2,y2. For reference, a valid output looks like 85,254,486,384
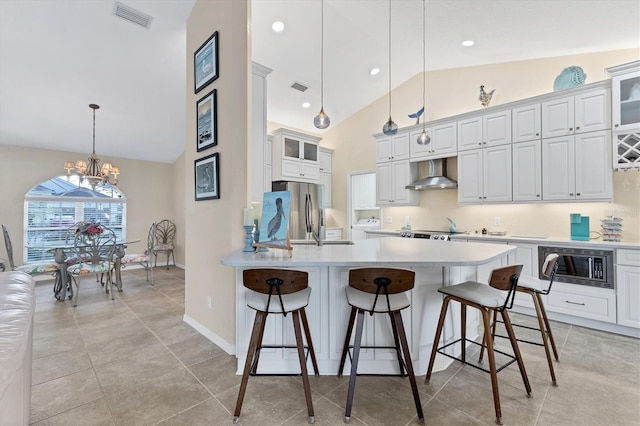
405,158,458,190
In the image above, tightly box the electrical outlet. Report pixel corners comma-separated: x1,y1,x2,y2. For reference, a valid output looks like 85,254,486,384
494,216,502,226
384,216,392,224
207,296,212,309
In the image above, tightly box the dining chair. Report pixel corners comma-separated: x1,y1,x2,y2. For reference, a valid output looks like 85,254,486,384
66,223,117,306
2,224,59,277
115,222,155,286
152,219,176,269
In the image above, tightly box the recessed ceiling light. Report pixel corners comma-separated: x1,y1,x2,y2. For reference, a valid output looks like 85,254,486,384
461,40,475,47
369,67,380,76
302,102,311,108
272,21,285,32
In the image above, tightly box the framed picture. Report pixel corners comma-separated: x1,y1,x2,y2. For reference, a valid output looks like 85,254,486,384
196,89,217,152
194,31,219,93
257,191,291,246
194,152,220,201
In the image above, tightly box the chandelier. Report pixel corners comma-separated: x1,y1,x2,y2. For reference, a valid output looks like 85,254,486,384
64,104,119,189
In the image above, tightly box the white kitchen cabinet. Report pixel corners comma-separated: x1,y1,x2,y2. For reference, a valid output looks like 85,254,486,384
458,110,511,152
607,61,640,169
616,249,640,329
251,62,272,201
458,144,512,203
376,132,410,162
547,283,616,324
352,173,377,210
512,140,542,202
319,147,333,207
271,128,321,183
507,242,543,309
541,88,611,138
409,120,457,161
325,228,342,241
512,103,541,143
376,160,418,206
542,130,613,201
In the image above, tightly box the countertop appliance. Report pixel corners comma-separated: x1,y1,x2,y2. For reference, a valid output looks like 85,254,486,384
272,181,325,243
538,245,614,289
352,218,381,241
398,230,462,241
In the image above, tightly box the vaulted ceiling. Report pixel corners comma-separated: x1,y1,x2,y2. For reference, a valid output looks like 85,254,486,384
1,0,638,163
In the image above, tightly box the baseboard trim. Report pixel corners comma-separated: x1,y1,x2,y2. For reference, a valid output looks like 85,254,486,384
183,314,236,355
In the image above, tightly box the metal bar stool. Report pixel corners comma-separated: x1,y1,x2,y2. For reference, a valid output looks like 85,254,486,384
338,267,424,424
233,268,319,424
483,254,560,385
424,264,531,425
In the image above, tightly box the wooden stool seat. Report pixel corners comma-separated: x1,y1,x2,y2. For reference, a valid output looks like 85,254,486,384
338,267,424,424
233,268,318,424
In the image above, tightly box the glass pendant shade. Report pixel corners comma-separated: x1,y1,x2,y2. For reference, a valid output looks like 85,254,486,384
416,129,431,145
382,117,398,135
314,108,330,129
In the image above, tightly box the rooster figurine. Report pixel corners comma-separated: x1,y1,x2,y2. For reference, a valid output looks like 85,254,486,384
479,85,495,108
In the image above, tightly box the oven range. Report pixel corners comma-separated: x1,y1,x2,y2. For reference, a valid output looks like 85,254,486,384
399,230,462,241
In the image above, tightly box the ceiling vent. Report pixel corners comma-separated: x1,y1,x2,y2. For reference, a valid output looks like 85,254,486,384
113,2,153,29
290,81,309,92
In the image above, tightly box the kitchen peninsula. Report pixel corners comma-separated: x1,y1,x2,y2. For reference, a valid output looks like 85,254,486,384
222,238,515,375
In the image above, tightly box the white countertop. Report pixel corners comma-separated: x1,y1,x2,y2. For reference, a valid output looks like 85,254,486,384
221,238,515,267
450,234,640,250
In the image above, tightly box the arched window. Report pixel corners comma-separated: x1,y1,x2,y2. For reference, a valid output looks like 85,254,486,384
24,175,126,262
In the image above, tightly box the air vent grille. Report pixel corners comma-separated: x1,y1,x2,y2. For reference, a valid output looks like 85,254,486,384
113,1,153,29
291,81,308,92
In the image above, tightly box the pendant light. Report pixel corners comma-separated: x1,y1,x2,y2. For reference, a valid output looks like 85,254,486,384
416,0,431,145
313,0,330,129
382,0,397,135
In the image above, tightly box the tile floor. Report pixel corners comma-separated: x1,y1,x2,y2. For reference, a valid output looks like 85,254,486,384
30,267,640,425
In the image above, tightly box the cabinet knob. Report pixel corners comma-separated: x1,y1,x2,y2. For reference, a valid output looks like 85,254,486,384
576,193,581,196
536,194,540,197
615,124,619,128
576,126,580,130
479,197,482,199
536,133,539,136
569,193,574,196
569,127,573,131
478,142,482,145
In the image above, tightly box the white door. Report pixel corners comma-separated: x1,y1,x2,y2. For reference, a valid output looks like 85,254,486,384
574,130,613,200
542,96,574,138
457,116,483,151
512,140,542,202
483,110,512,147
574,88,611,134
542,135,575,200
483,144,512,202
458,149,483,203
376,163,393,205
512,103,541,143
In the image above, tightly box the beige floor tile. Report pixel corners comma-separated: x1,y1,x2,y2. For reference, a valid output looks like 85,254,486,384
166,332,226,366
93,346,183,395
85,327,164,365
105,367,210,426
156,397,231,426
32,348,93,385
31,369,104,423
31,398,114,426
282,396,365,426
188,353,240,396
32,329,85,360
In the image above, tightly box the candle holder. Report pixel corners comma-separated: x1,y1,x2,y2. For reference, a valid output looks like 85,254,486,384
243,225,255,252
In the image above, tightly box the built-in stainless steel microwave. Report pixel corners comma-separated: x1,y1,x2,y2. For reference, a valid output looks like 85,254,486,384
538,246,614,289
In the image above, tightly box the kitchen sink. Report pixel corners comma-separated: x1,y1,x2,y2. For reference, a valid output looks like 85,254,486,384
290,239,355,245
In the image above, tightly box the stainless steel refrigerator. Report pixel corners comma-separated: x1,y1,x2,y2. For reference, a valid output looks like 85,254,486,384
271,181,325,242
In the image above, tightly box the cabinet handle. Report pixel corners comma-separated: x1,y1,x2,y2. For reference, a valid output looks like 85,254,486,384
615,124,619,128
569,127,573,131
576,126,580,130
478,142,482,146
576,193,581,196
565,300,585,306
569,193,574,196
536,194,540,197
479,197,482,199
536,133,540,136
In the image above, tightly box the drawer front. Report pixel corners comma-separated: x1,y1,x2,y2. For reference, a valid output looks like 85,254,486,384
325,229,342,240
617,249,640,266
547,288,616,323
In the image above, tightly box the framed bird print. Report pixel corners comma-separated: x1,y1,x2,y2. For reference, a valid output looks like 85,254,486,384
257,191,291,248
194,152,220,201
196,89,217,152
194,31,219,94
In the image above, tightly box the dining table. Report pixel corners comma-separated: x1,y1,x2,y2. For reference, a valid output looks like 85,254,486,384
28,239,140,301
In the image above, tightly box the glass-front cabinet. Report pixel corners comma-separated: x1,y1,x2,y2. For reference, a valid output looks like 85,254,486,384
271,128,321,183
607,61,640,169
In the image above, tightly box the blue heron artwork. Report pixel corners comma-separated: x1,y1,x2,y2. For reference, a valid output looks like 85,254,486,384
258,191,291,246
